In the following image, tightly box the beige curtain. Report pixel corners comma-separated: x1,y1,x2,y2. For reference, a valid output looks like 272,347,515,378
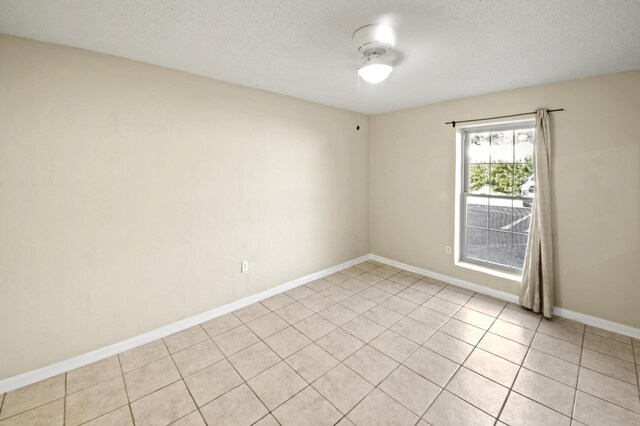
519,108,554,318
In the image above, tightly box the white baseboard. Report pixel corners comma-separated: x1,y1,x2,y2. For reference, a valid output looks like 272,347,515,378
552,307,640,340
370,254,640,340
369,254,520,304
0,254,369,394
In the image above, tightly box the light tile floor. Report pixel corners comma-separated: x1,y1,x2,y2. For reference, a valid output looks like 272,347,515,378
1,260,639,425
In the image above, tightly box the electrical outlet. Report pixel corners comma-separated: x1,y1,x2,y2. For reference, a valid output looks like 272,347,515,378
241,260,249,273
445,245,452,255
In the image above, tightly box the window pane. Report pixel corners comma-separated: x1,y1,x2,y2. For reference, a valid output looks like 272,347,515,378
512,234,528,269
467,164,489,194
514,164,534,197
512,202,532,233
514,129,534,163
466,227,487,261
466,196,488,228
490,130,514,163
488,230,511,266
490,163,515,196
489,198,513,231
468,132,490,163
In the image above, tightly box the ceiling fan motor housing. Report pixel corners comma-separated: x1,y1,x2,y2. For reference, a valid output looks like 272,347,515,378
353,24,394,56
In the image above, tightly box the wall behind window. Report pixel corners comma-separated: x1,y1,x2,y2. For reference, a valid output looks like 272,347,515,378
0,35,370,380
371,70,640,328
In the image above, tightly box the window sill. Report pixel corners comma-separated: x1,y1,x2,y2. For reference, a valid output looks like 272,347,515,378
455,260,522,283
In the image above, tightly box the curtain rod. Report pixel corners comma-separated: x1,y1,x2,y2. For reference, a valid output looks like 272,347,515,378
445,108,564,127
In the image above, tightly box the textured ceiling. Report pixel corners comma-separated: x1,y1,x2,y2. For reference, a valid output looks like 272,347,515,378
1,0,639,114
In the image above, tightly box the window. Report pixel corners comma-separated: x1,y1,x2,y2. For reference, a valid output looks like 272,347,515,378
459,122,534,273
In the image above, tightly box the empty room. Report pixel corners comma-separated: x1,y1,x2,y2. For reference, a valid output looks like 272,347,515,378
1,1,639,425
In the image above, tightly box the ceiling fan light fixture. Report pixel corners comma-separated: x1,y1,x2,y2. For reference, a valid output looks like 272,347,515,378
353,24,396,84
358,54,393,84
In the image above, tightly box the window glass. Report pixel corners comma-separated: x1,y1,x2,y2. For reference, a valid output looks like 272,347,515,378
490,130,514,163
488,230,511,266
468,132,490,163
514,129,534,163
466,228,488,262
467,164,490,194
466,196,488,228
461,123,534,272
489,198,513,231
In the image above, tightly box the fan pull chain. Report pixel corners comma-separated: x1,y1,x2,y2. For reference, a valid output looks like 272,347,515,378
356,71,361,130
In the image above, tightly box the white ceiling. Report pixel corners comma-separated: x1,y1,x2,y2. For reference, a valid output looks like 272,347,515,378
1,0,639,114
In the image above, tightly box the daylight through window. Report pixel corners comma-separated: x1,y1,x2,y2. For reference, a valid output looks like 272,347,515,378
461,122,535,271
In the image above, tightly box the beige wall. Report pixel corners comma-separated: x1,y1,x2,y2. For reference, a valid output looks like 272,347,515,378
371,71,640,328
0,35,370,379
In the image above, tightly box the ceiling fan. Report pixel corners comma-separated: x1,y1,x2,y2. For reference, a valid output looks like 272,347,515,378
353,24,396,84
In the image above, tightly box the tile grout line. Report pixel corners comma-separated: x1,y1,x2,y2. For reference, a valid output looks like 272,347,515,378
160,338,205,425
492,326,600,420
330,292,431,424
492,309,545,425
250,413,274,425
570,325,587,422
323,279,504,423
77,283,505,425
337,344,421,425
377,291,493,424
573,389,640,417
172,276,342,413
211,312,285,421
176,313,280,423
576,348,640,414
324,277,433,421
495,315,590,366
570,327,640,417
634,343,640,409
274,271,412,423
218,309,344,426
304,274,423,425
581,331,637,363
218,271,500,424
489,324,510,426
577,353,640,384
574,339,640,415
259,268,435,424
0,398,61,424
262,268,409,423
515,359,577,390
63,372,67,425
67,354,184,423
401,298,489,425
632,340,640,385
72,354,206,426
116,349,136,426
418,297,506,425
576,364,639,387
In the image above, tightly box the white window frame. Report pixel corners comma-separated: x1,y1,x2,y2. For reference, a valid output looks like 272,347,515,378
454,119,535,281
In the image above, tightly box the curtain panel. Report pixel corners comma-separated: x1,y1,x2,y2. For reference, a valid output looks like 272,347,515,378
519,108,554,318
